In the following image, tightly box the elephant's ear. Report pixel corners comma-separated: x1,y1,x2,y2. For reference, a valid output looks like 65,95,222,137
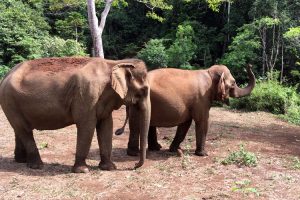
217,72,226,100
111,63,135,99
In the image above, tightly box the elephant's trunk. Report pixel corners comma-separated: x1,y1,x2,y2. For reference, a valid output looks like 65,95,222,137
230,64,256,98
134,91,151,169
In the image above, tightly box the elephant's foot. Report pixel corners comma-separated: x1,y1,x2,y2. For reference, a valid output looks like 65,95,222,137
195,149,208,156
127,147,139,156
72,158,89,173
26,153,44,169
169,144,180,152
99,161,116,171
148,142,162,151
27,159,44,169
14,153,27,163
169,145,184,157
72,164,89,173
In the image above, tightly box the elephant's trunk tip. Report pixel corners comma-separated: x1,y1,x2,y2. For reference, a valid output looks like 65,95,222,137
134,160,144,169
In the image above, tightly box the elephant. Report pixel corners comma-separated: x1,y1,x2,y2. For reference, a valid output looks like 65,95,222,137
116,64,255,156
0,57,151,173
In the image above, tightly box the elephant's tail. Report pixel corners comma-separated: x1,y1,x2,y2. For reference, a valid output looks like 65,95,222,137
115,106,129,135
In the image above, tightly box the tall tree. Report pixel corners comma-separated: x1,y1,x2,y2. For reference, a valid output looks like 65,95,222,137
87,0,172,58
87,0,113,58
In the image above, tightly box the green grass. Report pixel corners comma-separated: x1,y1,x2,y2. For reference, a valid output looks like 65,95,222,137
292,157,300,169
39,142,48,149
231,180,259,196
221,145,258,167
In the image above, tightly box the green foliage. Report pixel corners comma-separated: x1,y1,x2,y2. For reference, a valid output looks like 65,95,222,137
0,65,10,79
221,145,258,167
220,23,260,80
284,27,300,39
206,0,223,12
230,78,300,124
48,0,86,11
284,26,300,63
137,23,197,69
42,37,87,57
0,0,50,66
167,24,196,68
292,157,300,170
38,142,48,150
137,39,168,69
231,180,260,196
55,12,86,41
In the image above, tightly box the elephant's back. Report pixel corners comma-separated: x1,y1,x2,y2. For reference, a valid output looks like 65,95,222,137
24,57,93,74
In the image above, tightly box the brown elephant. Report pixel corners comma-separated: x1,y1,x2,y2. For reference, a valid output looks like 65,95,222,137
116,64,255,156
0,57,151,173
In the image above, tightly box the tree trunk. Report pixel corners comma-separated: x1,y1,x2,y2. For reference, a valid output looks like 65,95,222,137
280,40,284,83
87,0,113,58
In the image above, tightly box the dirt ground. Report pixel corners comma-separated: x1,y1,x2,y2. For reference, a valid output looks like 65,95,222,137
0,106,300,200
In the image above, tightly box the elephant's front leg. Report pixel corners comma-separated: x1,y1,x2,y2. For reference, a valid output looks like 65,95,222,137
194,114,210,156
96,114,116,170
72,119,96,173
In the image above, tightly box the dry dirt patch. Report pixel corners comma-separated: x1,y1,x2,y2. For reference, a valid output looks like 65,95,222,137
0,106,300,199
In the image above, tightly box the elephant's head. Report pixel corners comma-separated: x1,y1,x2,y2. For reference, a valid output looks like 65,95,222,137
111,60,151,168
208,64,255,104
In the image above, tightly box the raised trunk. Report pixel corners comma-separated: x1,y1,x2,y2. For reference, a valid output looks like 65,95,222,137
134,92,151,168
230,64,256,98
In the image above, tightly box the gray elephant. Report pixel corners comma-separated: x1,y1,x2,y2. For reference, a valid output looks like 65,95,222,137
0,57,151,173
116,64,255,156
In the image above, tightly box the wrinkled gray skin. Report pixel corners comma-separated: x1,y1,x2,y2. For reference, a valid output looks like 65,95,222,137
116,64,255,156
0,57,151,173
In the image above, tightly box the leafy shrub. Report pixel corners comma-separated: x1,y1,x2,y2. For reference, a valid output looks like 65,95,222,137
221,145,258,167
167,24,196,68
42,36,87,57
292,157,300,170
0,0,50,66
231,180,260,196
0,65,10,79
230,79,300,124
137,39,168,69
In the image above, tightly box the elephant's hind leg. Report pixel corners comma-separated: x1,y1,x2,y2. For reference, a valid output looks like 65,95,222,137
148,126,162,151
169,119,192,152
96,114,116,171
14,128,43,169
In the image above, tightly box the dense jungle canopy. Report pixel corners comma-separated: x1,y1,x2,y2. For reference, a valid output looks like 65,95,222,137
0,0,300,123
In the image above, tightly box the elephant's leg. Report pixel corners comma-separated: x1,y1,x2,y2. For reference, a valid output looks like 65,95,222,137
127,106,140,156
194,115,209,156
148,126,162,151
97,115,116,171
72,119,96,173
14,134,27,163
169,119,192,152
14,128,43,169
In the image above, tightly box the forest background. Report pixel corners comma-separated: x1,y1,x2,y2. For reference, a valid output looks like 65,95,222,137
0,0,299,123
